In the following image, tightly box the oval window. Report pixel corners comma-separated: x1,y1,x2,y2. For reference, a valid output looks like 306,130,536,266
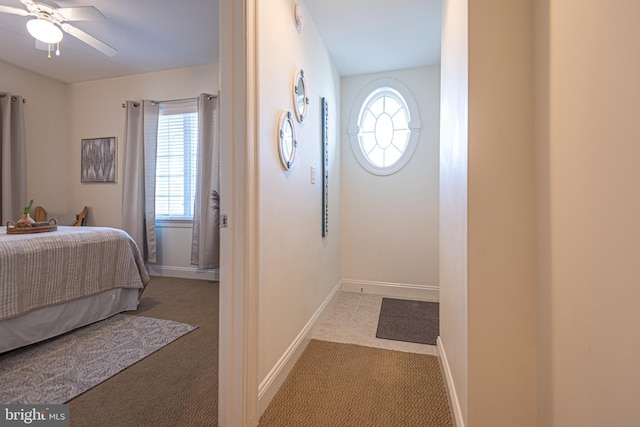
348,78,420,175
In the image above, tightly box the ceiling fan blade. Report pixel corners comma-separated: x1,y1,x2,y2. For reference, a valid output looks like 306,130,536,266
21,0,60,9
57,6,105,21
61,23,117,57
0,5,30,16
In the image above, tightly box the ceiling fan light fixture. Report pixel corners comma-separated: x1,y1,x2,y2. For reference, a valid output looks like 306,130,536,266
26,18,63,44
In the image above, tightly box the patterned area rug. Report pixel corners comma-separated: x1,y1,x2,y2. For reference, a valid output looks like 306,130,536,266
0,314,197,404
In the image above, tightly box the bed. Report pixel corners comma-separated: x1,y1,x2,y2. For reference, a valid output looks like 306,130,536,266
0,225,150,353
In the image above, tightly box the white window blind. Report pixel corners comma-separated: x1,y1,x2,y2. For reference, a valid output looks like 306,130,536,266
155,99,198,220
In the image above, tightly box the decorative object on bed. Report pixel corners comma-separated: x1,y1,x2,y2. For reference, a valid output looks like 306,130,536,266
34,205,88,226
16,198,35,225
277,110,297,171
292,68,309,123
0,314,196,404
6,218,57,234
2,199,61,234
81,137,116,183
0,226,150,353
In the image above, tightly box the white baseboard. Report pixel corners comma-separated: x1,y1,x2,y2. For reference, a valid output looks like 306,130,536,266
342,279,439,301
257,280,343,417
146,265,219,282
437,336,465,427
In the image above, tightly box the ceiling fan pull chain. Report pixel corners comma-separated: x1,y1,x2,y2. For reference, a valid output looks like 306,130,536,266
47,42,51,59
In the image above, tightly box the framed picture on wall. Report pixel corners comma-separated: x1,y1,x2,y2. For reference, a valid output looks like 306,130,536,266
81,137,117,183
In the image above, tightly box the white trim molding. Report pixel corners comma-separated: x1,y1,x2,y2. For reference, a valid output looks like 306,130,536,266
437,336,465,427
147,265,219,282
342,279,439,301
258,280,343,417
218,0,258,425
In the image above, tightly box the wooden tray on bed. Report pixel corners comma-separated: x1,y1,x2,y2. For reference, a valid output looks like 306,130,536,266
6,219,57,234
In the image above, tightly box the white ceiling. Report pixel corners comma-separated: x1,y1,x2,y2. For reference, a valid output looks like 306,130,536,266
0,0,440,84
0,0,219,83
304,0,441,76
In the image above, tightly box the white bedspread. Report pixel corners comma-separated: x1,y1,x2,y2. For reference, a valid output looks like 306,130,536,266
0,226,149,320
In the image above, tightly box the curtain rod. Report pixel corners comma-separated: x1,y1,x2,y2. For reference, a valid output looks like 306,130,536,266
121,95,215,108
0,94,26,103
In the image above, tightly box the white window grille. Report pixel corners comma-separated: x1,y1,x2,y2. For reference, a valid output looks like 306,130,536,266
348,78,421,175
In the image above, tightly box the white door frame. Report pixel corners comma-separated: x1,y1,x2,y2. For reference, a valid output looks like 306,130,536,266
218,0,259,425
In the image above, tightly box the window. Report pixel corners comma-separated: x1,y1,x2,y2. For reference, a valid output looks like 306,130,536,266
348,78,421,175
358,88,410,168
155,99,198,220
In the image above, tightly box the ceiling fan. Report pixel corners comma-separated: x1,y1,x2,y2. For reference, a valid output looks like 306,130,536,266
0,0,116,58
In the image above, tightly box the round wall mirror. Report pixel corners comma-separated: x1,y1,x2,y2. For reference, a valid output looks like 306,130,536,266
292,68,309,123
277,110,297,170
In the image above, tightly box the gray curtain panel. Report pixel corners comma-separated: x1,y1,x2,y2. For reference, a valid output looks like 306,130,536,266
191,93,220,269
121,100,159,263
0,93,27,224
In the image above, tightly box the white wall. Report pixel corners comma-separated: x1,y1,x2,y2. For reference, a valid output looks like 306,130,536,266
1,61,70,213
67,65,219,276
450,1,640,425
256,0,341,410
467,0,537,425
440,0,538,425
535,1,640,425
443,1,640,426
67,64,219,227
2,62,219,275
439,0,469,423
341,66,440,293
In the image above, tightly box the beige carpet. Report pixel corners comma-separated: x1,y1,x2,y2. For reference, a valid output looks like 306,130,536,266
259,339,453,427
67,276,219,427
